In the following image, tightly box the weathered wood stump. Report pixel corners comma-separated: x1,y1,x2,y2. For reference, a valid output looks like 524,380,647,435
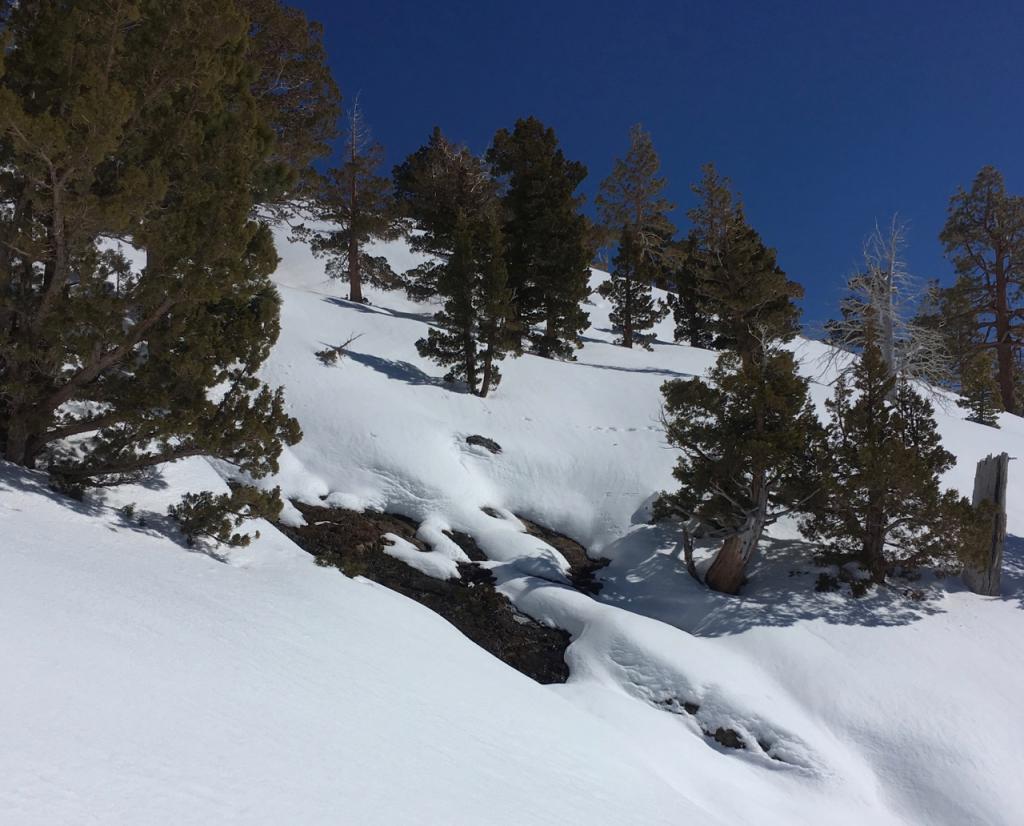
962,452,1009,596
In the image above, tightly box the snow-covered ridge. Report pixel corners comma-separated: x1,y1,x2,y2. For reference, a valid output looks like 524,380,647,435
3,227,1023,825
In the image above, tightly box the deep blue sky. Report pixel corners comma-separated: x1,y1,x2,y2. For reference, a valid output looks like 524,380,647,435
295,0,1024,329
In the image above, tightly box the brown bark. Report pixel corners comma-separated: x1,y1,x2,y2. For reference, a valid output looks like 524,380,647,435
347,233,362,303
993,266,1016,413
704,483,769,594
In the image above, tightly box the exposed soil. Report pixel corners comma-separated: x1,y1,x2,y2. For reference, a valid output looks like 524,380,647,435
281,502,571,684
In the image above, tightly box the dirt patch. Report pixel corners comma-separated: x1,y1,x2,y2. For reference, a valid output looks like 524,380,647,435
281,502,571,684
517,516,610,595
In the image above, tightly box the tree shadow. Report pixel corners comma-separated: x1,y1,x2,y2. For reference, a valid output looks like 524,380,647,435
322,295,437,325
574,360,697,379
342,348,464,392
597,520,950,636
0,460,226,561
1001,534,1024,608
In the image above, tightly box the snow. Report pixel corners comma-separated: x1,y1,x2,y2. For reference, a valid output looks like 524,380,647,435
3,226,1024,824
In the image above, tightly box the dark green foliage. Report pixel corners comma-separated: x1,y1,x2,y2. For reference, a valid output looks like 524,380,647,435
393,127,500,300
803,342,971,581
599,228,668,348
240,0,341,207
487,116,591,359
596,125,675,348
398,130,517,396
0,0,320,482
659,346,822,538
687,165,802,351
300,101,401,302
169,485,284,547
958,349,1002,426
940,165,1024,414
415,210,518,397
663,238,714,348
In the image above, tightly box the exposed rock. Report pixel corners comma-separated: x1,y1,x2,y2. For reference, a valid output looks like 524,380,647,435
466,434,502,454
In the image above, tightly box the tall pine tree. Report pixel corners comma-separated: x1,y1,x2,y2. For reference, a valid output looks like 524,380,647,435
487,117,591,358
302,100,401,302
398,132,517,396
596,124,675,348
658,166,812,593
415,209,517,397
688,164,801,352
940,166,1024,414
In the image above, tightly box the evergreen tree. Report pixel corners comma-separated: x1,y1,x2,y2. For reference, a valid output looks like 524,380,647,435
240,0,341,208
598,228,668,348
302,100,401,302
940,165,1024,414
0,1,334,488
662,238,714,348
958,349,1002,427
804,341,970,582
415,209,517,397
487,117,591,358
393,127,498,300
688,164,802,352
596,125,675,348
658,345,822,593
659,166,811,593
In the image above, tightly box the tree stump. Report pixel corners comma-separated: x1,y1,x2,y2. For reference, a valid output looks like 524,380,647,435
963,452,1009,596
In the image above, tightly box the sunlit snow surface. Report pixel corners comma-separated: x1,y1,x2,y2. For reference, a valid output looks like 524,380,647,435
2,227,1022,825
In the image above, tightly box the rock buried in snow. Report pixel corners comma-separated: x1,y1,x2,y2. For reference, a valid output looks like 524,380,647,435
466,434,502,454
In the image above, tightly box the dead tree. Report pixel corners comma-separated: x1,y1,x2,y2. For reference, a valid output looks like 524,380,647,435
824,217,949,394
962,452,1009,596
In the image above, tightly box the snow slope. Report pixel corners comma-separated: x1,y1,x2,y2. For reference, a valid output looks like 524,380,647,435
0,460,711,826
3,226,1023,825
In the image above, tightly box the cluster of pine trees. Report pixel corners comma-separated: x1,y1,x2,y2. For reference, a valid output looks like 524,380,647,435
0,0,1010,575
302,113,596,397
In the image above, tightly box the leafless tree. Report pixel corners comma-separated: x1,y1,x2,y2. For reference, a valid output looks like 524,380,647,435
822,217,950,396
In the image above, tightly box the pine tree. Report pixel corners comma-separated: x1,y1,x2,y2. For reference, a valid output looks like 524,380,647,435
302,100,401,302
598,228,668,348
240,0,342,209
662,238,713,348
688,164,802,353
0,0,335,487
958,349,1002,427
659,166,811,593
596,125,675,348
393,127,499,300
415,210,517,397
659,345,822,593
804,340,969,582
487,117,591,358
940,165,1024,414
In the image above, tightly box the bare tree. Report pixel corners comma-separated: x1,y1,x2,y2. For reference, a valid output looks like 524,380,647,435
824,217,949,395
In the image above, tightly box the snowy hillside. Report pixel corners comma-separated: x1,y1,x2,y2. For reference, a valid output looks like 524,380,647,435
4,227,1024,825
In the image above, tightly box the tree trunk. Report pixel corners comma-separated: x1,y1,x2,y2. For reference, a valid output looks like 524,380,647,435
480,345,494,398
704,484,768,594
622,277,634,348
347,234,362,303
993,269,1016,413
963,452,1009,596
862,497,887,582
